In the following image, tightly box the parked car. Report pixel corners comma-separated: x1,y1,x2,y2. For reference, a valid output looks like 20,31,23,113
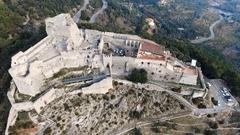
228,98,233,102
206,82,211,88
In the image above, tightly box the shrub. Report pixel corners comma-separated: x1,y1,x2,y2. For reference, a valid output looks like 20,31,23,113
57,116,61,121
198,103,207,108
103,95,109,101
43,127,52,135
130,127,142,135
113,81,118,86
110,94,116,99
129,110,143,119
63,103,69,111
208,121,218,129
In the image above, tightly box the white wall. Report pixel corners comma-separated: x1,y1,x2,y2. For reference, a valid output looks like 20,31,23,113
82,77,113,94
33,88,62,113
179,74,198,86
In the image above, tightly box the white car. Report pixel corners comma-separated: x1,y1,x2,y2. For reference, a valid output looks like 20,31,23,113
225,93,230,96
223,87,227,91
206,82,212,87
228,98,233,102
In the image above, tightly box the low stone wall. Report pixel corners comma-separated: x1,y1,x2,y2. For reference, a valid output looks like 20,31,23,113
197,67,206,90
33,88,59,113
5,108,18,135
7,81,16,104
12,102,34,111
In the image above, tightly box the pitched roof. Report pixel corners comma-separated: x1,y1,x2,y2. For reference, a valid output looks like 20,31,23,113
140,42,164,55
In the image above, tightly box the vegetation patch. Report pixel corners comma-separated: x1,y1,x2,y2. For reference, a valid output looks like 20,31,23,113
128,68,148,83
8,111,36,135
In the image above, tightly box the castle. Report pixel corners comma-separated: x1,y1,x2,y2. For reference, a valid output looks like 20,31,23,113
9,13,200,97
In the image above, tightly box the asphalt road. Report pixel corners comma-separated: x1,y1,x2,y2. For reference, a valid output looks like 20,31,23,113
73,0,90,23
191,15,223,44
89,0,108,23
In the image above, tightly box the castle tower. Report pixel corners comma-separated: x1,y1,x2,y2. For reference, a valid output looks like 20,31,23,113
45,14,84,50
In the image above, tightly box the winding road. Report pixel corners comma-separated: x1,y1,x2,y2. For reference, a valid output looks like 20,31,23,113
73,0,108,23
73,0,90,23
191,15,223,44
89,0,108,23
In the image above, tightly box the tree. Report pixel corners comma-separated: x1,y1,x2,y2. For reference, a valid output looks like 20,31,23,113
211,97,218,106
128,68,148,83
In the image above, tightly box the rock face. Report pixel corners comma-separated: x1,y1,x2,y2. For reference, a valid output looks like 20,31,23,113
42,82,188,135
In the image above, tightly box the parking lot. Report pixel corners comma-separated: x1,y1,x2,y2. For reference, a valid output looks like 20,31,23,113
209,79,238,107
111,45,138,57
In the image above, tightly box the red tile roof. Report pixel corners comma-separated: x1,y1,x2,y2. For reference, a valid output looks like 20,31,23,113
140,42,164,55
182,67,198,75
